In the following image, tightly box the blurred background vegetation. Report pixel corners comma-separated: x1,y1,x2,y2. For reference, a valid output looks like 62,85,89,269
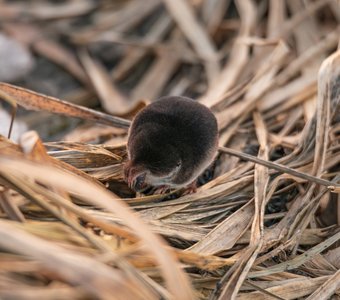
0,0,339,299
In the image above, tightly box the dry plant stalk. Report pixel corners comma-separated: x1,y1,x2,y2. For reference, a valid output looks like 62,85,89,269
0,1,339,299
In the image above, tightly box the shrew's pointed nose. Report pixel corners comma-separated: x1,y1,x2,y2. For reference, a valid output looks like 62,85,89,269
131,173,146,191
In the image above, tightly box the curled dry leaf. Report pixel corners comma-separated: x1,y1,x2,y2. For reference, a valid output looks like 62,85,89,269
0,82,131,129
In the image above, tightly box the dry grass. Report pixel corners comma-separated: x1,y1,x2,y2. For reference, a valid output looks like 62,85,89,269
0,1,339,299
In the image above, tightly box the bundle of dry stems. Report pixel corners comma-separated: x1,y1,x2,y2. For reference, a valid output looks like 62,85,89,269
0,0,339,299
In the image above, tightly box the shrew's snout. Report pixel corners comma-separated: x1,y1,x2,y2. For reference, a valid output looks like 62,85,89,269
131,173,147,191
124,161,148,191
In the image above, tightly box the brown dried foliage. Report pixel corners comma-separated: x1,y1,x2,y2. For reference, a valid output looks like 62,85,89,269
0,0,339,299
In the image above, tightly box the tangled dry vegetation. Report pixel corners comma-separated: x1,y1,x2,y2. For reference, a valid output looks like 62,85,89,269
0,0,339,299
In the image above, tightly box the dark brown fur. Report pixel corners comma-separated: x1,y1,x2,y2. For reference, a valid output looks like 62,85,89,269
126,96,218,188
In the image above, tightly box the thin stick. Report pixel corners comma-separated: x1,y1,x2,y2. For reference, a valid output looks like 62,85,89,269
0,88,17,139
218,146,340,191
7,106,16,139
